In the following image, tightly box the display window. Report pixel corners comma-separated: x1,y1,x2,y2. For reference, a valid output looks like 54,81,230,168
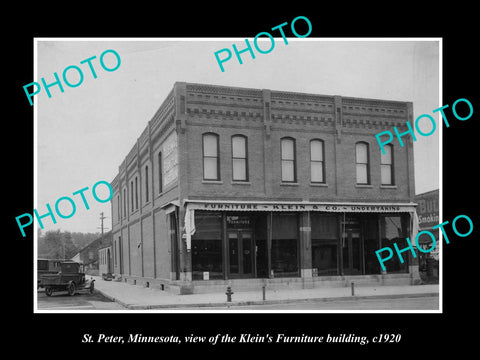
271,213,299,277
311,214,338,275
191,212,223,280
380,215,408,273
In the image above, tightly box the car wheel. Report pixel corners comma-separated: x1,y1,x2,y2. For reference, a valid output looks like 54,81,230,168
68,282,76,296
45,287,53,296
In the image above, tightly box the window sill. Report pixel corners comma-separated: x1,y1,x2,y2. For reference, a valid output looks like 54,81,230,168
202,180,223,184
280,182,299,186
380,185,398,189
231,181,251,185
310,182,328,187
355,184,373,188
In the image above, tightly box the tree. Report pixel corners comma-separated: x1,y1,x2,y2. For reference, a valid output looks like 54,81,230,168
71,232,100,249
63,232,77,259
37,230,102,259
40,230,63,259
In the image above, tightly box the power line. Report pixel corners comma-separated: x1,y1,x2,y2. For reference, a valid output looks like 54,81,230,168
97,212,109,239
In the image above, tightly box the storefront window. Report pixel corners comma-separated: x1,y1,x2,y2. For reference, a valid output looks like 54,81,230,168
254,214,268,278
380,215,408,273
192,212,223,280
271,214,298,277
311,214,338,275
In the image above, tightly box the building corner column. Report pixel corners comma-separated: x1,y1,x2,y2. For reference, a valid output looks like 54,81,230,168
178,205,192,283
300,212,313,288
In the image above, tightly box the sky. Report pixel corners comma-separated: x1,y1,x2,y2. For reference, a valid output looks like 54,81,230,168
35,38,440,234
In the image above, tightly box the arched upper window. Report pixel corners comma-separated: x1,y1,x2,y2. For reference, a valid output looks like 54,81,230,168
117,195,120,222
310,139,325,183
130,181,134,212
281,137,296,182
158,152,163,194
123,188,126,218
134,176,138,210
381,144,394,185
355,142,370,185
231,135,248,181
203,133,220,180
145,165,149,202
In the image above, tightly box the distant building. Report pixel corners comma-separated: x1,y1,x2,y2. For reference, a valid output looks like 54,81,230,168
98,244,113,276
110,82,419,294
71,231,113,275
414,189,439,280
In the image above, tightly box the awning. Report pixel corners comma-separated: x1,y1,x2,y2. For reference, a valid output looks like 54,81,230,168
160,200,180,214
184,200,417,213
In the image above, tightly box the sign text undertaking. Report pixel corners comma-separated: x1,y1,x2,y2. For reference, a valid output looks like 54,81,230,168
191,202,414,213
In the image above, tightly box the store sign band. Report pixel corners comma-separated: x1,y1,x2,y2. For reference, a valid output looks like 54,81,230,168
186,201,416,213
182,201,416,251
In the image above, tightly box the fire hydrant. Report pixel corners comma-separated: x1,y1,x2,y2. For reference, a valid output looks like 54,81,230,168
225,286,234,302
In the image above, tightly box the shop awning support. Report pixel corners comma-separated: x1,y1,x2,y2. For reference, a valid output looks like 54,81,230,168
184,207,196,251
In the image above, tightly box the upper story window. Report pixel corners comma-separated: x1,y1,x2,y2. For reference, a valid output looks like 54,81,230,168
130,181,134,212
231,135,248,181
203,133,220,180
355,142,370,185
134,176,139,210
310,139,325,183
381,144,394,185
117,195,120,222
123,188,126,218
145,165,149,202
114,238,118,266
158,152,163,194
281,137,296,182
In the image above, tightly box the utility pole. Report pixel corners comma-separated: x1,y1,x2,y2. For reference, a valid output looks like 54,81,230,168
97,212,110,274
98,212,108,240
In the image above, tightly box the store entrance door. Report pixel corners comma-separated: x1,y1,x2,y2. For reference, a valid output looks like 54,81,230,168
342,215,363,275
228,230,254,278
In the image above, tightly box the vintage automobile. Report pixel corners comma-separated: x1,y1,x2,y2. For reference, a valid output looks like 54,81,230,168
40,261,95,296
37,258,63,289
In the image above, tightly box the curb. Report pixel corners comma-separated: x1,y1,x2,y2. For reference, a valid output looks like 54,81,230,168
93,288,131,309
94,288,439,310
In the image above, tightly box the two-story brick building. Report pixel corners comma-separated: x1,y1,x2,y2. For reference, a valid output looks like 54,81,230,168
110,82,419,294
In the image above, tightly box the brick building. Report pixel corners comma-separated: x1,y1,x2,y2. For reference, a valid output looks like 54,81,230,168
98,244,113,277
110,82,419,294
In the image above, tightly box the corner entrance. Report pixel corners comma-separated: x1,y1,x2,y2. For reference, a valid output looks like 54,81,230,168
228,230,254,278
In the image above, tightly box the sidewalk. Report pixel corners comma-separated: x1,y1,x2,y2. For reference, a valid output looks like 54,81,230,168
92,276,439,310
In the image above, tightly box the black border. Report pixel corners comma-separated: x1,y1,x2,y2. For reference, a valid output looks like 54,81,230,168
8,5,479,355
